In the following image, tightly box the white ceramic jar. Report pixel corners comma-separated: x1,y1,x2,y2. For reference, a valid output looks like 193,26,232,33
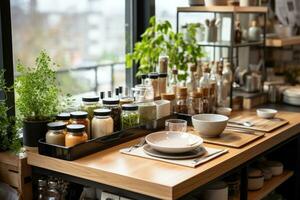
92,109,114,139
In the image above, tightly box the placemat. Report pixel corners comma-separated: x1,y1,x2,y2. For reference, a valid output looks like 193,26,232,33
120,145,228,168
228,115,288,132
190,129,265,148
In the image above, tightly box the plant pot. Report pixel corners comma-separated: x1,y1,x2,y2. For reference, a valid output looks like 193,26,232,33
23,120,49,148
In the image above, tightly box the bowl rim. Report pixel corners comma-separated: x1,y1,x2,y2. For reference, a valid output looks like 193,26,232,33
256,108,278,114
145,131,203,149
192,113,229,122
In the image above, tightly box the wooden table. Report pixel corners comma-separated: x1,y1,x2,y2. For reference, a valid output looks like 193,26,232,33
27,109,300,200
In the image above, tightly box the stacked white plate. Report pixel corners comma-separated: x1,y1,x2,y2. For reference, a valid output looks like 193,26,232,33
283,87,300,106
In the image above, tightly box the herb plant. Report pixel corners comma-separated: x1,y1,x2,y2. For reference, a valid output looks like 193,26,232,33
15,51,60,121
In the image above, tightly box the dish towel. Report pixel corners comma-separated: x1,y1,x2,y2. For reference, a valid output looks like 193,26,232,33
120,146,228,168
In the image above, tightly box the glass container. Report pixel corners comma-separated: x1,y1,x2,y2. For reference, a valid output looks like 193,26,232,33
138,102,157,125
46,181,60,200
70,111,90,139
133,76,154,103
92,109,113,138
188,92,203,115
175,87,188,114
158,73,167,96
159,56,169,73
102,98,122,132
148,72,159,98
161,93,176,114
121,104,140,129
168,68,179,94
80,96,101,120
37,179,47,200
120,97,134,106
56,113,71,125
65,124,88,147
46,122,66,146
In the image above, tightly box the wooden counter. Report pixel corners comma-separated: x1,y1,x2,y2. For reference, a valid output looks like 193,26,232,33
27,110,300,200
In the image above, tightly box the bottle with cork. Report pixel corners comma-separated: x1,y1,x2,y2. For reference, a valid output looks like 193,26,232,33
216,63,227,107
168,68,179,94
199,64,211,113
175,87,188,114
186,63,197,93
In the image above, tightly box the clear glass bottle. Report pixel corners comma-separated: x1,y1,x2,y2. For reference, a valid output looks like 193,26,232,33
134,74,154,103
37,179,47,200
148,72,159,98
65,124,88,147
121,104,140,129
188,92,203,115
70,111,90,139
46,181,60,200
176,87,188,114
158,73,168,96
168,68,179,94
217,66,227,108
186,64,197,93
102,98,122,132
46,122,66,146
92,109,114,138
199,65,211,113
80,96,101,120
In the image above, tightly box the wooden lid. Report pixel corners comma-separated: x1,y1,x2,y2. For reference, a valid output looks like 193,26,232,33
177,87,188,96
161,93,176,100
190,91,202,98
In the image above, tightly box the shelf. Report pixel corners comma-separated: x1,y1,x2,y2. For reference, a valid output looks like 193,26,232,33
248,170,294,200
266,36,300,47
177,6,268,13
198,40,263,48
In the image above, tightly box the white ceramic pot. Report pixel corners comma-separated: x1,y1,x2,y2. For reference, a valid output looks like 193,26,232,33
248,176,264,190
154,100,170,119
203,181,228,200
192,114,228,138
256,108,277,119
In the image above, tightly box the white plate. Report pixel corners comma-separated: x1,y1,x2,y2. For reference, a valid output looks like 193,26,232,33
145,131,203,153
143,144,205,160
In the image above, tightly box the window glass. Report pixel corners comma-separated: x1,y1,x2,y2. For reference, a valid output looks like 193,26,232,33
11,0,126,96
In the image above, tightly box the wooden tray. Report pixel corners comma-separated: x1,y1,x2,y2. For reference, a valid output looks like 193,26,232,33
189,129,265,148
228,115,289,132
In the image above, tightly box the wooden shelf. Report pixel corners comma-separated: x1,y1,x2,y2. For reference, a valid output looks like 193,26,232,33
266,36,300,47
248,170,294,200
177,6,268,13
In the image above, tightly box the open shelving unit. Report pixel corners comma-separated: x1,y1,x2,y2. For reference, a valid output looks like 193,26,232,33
248,170,294,200
266,36,300,47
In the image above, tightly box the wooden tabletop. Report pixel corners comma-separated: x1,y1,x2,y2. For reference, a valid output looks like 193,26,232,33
27,110,300,200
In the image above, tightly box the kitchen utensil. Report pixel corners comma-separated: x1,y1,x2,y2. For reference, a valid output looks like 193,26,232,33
256,108,277,119
165,119,187,132
127,138,146,152
228,120,254,127
143,144,205,160
192,114,228,138
145,131,203,153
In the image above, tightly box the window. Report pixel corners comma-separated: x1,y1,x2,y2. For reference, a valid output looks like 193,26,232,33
10,0,126,97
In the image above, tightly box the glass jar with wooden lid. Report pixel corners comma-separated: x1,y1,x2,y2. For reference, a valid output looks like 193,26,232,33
46,121,66,146
65,124,88,147
70,111,90,139
176,87,188,114
161,93,176,114
188,91,203,115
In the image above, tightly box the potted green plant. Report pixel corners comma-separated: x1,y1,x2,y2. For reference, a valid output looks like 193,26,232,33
0,70,21,152
15,51,60,148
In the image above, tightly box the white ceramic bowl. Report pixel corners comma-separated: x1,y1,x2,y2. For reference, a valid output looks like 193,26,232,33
248,176,264,191
216,107,232,117
256,108,277,119
264,161,284,176
203,181,228,200
145,131,203,153
192,114,228,138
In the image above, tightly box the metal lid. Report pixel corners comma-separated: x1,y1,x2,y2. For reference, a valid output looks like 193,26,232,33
158,73,168,78
70,111,88,119
82,96,99,102
56,112,70,121
94,109,111,116
67,124,85,133
148,73,159,79
47,121,66,130
141,74,148,79
102,98,120,105
122,104,138,111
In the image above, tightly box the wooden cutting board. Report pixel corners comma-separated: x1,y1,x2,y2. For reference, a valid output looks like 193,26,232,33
189,129,265,148
227,115,289,132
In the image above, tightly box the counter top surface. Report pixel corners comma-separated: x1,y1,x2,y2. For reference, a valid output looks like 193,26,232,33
27,107,300,200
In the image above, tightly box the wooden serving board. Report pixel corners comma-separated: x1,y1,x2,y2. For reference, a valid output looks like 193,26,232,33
190,129,265,148
228,115,289,132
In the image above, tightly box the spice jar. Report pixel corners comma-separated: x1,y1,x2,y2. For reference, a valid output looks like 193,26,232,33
158,73,167,96
80,96,101,120
56,113,71,125
46,122,66,146
65,124,88,147
70,111,90,139
148,73,159,98
161,93,176,114
176,87,188,114
47,181,60,200
121,104,140,129
102,98,121,132
92,109,113,138
119,97,134,106
188,92,203,115
138,102,157,125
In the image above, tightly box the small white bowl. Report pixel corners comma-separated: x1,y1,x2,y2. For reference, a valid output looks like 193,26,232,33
203,181,228,200
248,168,264,191
192,114,229,138
216,107,232,117
264,161,284,176
256,108,278,119
145,131,203,153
